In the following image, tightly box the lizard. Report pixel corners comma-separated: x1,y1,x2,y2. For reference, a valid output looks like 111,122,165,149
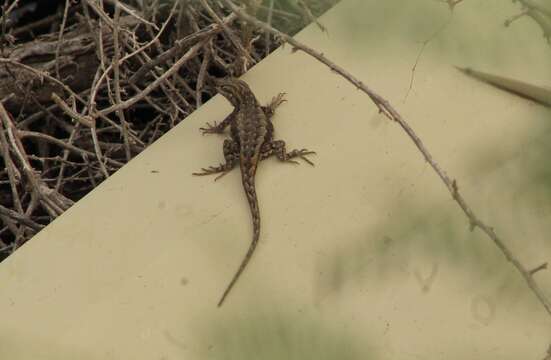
193,78,315,307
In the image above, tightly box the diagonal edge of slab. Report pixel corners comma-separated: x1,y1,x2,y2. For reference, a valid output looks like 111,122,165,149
1,0,551,359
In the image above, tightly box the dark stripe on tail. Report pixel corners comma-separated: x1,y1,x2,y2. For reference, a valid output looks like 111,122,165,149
217,169,260,307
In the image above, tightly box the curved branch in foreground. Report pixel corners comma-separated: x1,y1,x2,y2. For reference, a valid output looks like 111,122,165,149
219,0,551,316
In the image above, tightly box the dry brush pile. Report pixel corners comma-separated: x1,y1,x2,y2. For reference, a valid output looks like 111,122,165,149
0,0,337,260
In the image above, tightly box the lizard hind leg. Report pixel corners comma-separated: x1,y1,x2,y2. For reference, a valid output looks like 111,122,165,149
193,139,239,180
262,140,316,166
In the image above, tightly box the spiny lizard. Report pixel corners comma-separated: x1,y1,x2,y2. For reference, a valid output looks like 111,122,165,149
193,78,315,307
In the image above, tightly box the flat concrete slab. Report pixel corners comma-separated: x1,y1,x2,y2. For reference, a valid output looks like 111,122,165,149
1,0,550,359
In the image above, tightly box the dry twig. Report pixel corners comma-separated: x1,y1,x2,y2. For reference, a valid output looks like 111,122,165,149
0,0,338,259
219,0,551,316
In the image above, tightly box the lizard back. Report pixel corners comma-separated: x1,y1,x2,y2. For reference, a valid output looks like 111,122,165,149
194,78,314,307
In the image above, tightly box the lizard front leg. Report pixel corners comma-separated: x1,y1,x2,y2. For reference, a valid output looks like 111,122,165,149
200,109,237,135
193,139,239,180
261,140,316,165
261,92,286,120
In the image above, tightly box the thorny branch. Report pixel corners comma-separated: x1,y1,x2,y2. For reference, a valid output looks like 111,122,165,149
2,0,548,333
219,0,551,317
507,0,551,43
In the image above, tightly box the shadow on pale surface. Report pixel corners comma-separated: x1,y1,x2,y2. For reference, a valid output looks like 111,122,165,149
190,307,375,360
317,120,551,302
0,0,550,359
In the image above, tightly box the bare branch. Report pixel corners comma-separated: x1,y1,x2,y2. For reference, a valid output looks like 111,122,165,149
219,0,551,316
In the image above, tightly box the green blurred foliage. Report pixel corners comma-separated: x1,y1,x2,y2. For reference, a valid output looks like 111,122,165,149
313,0,550,312
198,308,375,359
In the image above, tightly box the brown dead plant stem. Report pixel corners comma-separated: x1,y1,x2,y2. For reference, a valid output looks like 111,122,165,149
220,0,551,317
0,1,334,257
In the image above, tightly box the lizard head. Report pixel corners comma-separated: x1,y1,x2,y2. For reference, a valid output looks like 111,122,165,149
213,78,253,108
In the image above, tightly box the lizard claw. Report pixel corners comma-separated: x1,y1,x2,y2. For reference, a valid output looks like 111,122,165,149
199,122,222,135
300,157,315,166
280,148,316,166
192,169,209,176
214,171,231,181
193,164,232,179
297,149,316,166
271,93,287,107
192,166,215,176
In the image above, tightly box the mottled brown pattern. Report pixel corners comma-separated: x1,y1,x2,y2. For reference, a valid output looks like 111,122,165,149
193,78,315,307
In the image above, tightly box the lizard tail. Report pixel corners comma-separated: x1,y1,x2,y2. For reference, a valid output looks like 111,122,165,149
217,173,261,307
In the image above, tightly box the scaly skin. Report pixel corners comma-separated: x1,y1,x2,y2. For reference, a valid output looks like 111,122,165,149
193,78,315,307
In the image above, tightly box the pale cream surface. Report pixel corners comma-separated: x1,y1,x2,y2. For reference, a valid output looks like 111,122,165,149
1,0,550,359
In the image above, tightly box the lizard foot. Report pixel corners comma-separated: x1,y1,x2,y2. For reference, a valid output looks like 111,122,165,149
289,149,316,166
199,122,223,135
